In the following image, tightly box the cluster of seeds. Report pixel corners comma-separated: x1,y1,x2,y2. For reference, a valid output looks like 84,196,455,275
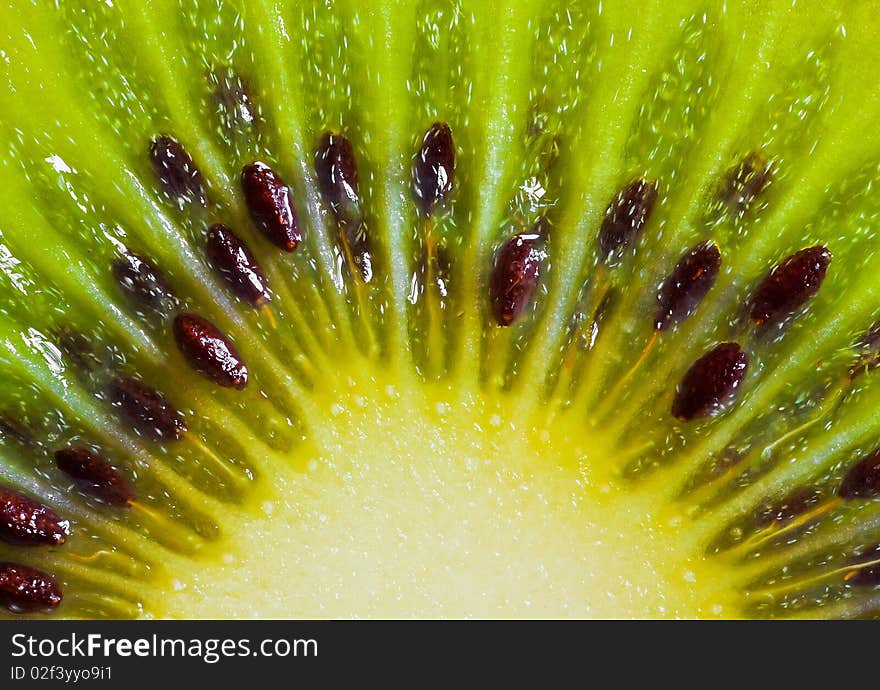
0,105,469,612
0,126,847,613
0,66,876,616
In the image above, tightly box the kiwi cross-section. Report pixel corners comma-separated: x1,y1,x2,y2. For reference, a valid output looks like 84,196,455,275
0,0,879,619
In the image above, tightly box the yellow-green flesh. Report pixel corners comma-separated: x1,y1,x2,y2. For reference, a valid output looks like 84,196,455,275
152,376,735,618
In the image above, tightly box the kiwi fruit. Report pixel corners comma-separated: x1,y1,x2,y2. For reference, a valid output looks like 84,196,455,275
0,0,879,620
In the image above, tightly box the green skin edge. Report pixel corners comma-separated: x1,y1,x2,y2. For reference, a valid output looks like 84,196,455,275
0,0,879,618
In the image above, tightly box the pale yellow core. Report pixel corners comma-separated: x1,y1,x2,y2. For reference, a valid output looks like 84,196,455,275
147,375,737,619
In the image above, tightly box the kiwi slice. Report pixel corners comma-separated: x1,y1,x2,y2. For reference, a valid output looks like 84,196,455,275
0,0,879,620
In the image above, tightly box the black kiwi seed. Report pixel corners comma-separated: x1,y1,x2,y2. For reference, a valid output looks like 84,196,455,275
489,230,547,327
206,223,270,306
655,240,722,331
111,250,178,318
750,245,831,327
108,376,187,442
0,562,62,612
54,446,133,507
173,313,249,390
838,449,880,501
414,122,455,215
149,134,207,209
598,178,659,263
315,131,362,227
241,162,302,252
672,342,749,422
0,487,70,546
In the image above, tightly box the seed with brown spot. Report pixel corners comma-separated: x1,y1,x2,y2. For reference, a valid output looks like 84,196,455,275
755,487,824,528
149,135,207,209
173,313,248,389
241,162,301,252
490,231,547,327
0,562,62,612
719,152,772,216
315,131,362,227
414,122,455,215
0,487,69,546
838,449,880,501
655,240,721,331
54,446,133,507
672,342,749,422
750,246,831,327
112,250,178,319
598,178,659,263
109,377,187,442
206,224,270,306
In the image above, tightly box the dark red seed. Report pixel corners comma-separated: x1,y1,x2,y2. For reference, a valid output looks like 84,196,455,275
838,449,880,501
598,178,659,263
655,240,721,331
109,377,187,442
206,224,270,306
755,487,823,528
750,246,831,327
173,313,248,389
112,250,178,318
672,342,749,422
719,152,772,215
315,131,362,227
241,162,301,252
0,562,62,612
489,231,547,327
414,122,455,215
149,135,207,209
54,446,133,507
0,488,69,546
314,132,373,282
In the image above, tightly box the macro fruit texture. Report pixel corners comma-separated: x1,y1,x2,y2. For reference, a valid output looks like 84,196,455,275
0,0,880,619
